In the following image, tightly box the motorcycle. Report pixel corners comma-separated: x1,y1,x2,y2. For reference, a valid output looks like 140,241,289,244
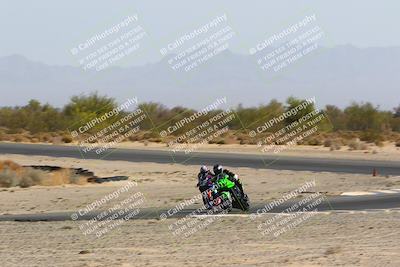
202,173,250,212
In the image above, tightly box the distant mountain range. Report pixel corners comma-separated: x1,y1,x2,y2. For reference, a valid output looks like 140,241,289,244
0,45,399,110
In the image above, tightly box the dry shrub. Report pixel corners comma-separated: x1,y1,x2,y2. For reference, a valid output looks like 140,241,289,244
128,134,140,142
348,140,368,150
13,134,30,143
338,131,359,140
374,140,384,147
396,140,400,147
209,138,226,144
330,143,342,151
304,137,323,146
37,169,86,186
360,131,384,143
236,134,252,145
149,138,162,143
36,133,53,143
0,161,87,187
30,137,40,143
0,169,19,187
61,135,73,143
0,134,12,142
323,139,333,147
0,160,23,172
221,137,237,145
56,169,89,186
324,139,342,151
69,172,87,185
19,169,47,188
0,162,46,188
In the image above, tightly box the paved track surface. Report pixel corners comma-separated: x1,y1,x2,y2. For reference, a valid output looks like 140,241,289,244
1,143,399,175
1,194,400,222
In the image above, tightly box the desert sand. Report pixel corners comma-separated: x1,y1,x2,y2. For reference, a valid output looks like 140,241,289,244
1,154,400,215
0,151,400,266
0,212,399,266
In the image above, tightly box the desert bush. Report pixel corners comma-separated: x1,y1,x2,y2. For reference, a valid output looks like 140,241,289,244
0,161,86,187
25,168,47,184
68,172,85,184
374,140,384,147
13,134,25,142
348,140,368,150
37,133,53,142
143,131,160,140
324,139,333,147
0,169,19,187
396,140,400,147
128,134,139,142
344,103,391,132
360,131,384,143
330,143,341,151
216,139,227,145
149,138,162,143
304,137,323,146
337,131,359,141
19,175,34,188
1,96,400,146
0,160,23,173
0,166,47,188
324,139,341,150
61,135,73,143
236,133,252,145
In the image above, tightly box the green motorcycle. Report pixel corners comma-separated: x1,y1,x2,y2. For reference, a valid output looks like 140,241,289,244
209,174,250,212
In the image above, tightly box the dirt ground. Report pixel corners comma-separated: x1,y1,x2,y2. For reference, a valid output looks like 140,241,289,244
0,150,399,266
1,154,400,215
0,212,399,267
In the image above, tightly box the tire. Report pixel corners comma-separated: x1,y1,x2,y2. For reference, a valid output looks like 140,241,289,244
241,194,250,211
231,188,250,211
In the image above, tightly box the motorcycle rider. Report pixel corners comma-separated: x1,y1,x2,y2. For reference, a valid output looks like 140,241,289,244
197,165,214,207
198,166,216,191
212,164,245,195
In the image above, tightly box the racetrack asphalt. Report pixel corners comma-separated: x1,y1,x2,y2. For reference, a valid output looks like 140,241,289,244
1,193,400,222
1,143,399,175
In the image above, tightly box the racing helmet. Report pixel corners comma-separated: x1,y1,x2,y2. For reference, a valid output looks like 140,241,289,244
200,165,208,173
213,164,223,175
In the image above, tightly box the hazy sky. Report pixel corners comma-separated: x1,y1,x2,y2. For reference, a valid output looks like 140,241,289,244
1,0,399,66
